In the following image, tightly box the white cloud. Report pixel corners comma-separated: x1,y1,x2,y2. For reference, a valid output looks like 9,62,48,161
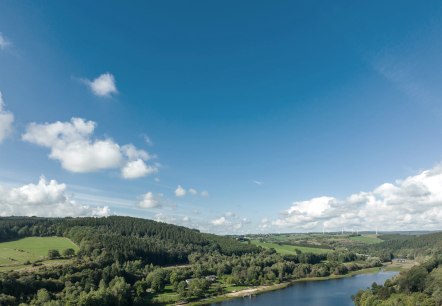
86,73,117,97
121,144,150,160
153,212,179,224
253,180,263,185
121,144,157,179
175,185,186,197
173,185,208,198
22,117,156,179
122,159,158,179
273,163,442,231
0,92,14,143
0,33,11,49
209,214,250,232
139,192,163,209
0,177,110,217
211,216,228,226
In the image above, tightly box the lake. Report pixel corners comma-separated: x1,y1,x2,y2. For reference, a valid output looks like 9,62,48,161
212,271,397,306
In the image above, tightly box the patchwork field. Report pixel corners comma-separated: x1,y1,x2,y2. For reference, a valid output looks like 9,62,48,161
349,235,383,244
249,240,330,255
0,237,79,268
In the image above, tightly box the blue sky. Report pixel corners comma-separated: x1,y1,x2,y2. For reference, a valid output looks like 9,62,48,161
2,1,442,233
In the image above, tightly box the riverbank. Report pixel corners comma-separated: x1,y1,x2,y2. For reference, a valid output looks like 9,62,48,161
186,265,393,306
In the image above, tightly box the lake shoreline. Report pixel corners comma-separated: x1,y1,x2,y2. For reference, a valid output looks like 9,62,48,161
186,265,400,306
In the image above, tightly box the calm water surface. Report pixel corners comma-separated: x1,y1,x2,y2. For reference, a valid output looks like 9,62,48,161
212,271,397,306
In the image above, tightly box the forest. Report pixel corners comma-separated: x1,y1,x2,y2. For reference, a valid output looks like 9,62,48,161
0,216,382,305
353,256,442,305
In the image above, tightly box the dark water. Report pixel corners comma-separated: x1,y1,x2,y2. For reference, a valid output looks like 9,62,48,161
212,271,397,306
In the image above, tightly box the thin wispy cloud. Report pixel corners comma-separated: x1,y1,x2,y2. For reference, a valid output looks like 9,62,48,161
372,24,442,119
0,91,14,143
0,33,11,50
143,134,154,146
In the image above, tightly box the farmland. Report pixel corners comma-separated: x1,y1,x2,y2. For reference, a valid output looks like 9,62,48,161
249,239,331,254
0,237,78,269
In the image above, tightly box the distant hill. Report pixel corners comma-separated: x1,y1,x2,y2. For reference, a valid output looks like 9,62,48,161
356,231,442,260
0,216,258,266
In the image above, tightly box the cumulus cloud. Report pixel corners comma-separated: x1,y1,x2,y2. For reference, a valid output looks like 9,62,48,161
139,192,164,209
121,144,158,179
0,177,110,217
122,160,157,179
22,117,156,179
174,185,208,198
0,92,14,143
0,33,11,49
211,216,228,226
85,73,117,97
208,214,251,233
273,163,442,231
175,185,186,197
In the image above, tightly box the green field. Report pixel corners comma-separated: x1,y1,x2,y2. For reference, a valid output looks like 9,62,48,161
0,237,79,267
349,235,383,244
250,240,330,255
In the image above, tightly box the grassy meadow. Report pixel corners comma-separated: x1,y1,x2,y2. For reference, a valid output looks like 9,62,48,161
0,237,79,268
249,239,331,255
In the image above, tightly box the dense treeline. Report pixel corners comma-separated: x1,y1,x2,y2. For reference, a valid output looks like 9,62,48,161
354,232,442,261
0,249,379,305
353,256,442,305
0,216,382,305
0,216,258,266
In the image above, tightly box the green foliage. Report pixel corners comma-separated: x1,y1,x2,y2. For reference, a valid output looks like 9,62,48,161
354,256,442,306
249,239,330,255
349,235,383,244
0,216,391,305
356,232,442,260
63,248,75,257
47,249,61,259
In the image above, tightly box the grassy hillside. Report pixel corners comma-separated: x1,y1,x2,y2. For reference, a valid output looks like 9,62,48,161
356,231,442,260
249,239,330,254
0,237,78,266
